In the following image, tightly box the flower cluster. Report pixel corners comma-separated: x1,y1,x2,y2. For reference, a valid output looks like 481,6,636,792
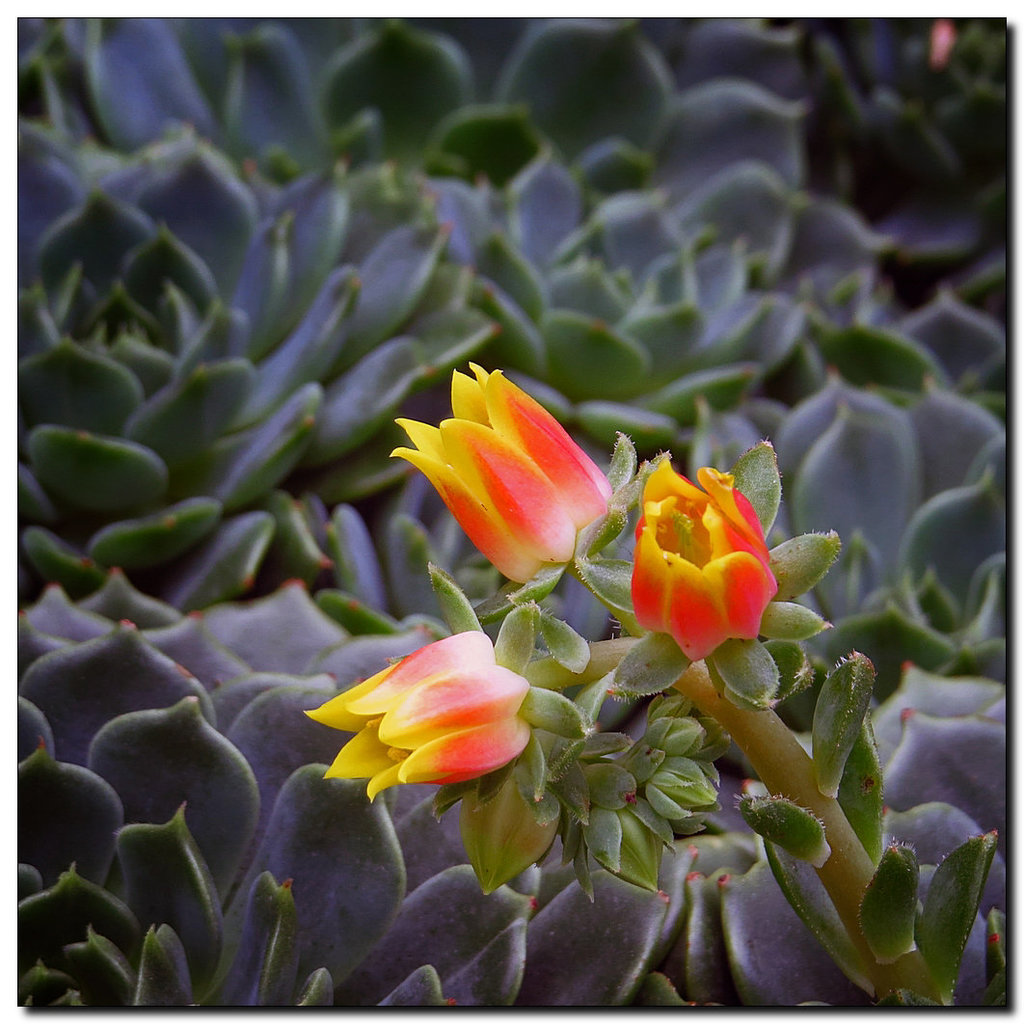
308,366,781,805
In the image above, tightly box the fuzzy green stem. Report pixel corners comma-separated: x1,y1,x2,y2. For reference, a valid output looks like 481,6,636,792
525,637,639,690
673,660,942,1004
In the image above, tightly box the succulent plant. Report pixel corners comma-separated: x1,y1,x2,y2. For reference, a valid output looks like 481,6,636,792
19,16,1005,1007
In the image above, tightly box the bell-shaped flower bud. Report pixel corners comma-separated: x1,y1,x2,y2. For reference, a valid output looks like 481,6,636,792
305,632,531,799
460,779,558,894
631,461,778,661
392,364,612,582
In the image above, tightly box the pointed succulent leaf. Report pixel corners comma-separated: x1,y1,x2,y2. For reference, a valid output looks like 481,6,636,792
38,190,154,297
201,580,347,674
19,746,123,887
655,79,805,203
522,682,592,742
21,527,107,599
18,462,58,525
156,511,275,611
817,324,947,391
18,865,141,978
543,310,651,401
219,872,299,1006
724,858,873,1003
133,925,193,1007
78,569,180,628
326,503,387,609
18,961,77,1008
18,694,55,759
538,612,590,674
83,19,217,151
19,337,143,434
295,967,334,1006
611,632,689,700
232,765,404,988
28,426,168,514
124,359,256,468
763,639,814,705
63,926,136,1006
22,584,114,642
493,602,537,675
117,807,223,997
517,869,669,1005
883,712,1004,844
224,23,327,170
859,844,920,964
335,225,450,371
142,615,251,692
811,652,875,798
88,696,259,894
252,491,331,590
335,864,529,1006
378,964,446,1006
315,590,401,635
706,638,780,711
19,624,211,766
917,832,998,1005
303,335,421,466
322,20,472,164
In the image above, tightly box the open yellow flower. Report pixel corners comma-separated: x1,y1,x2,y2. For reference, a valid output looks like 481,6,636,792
305,631,531,799
632,461,778,661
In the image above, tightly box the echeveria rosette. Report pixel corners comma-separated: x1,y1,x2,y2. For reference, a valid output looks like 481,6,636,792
305,631,531,799
631,461,778,661
392,364,613,582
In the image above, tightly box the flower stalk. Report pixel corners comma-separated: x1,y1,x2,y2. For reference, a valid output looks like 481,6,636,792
671,660,943,1003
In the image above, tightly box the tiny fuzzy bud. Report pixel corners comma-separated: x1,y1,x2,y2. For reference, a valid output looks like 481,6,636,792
739,794,831,868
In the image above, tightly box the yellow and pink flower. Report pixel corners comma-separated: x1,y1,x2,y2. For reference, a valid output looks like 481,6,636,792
305,631,531,799
632,461,778,661
392,364,612,582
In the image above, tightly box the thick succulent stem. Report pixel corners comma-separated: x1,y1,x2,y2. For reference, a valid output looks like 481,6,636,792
672,660,942,1004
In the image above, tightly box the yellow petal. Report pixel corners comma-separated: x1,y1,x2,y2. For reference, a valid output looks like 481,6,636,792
323,726,395,780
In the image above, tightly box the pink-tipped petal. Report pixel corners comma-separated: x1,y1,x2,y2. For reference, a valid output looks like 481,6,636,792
379,665,530,748
345,632,494,716
398,717,531,785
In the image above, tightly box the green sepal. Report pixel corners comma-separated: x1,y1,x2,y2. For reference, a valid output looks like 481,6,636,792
730,440,781,536
739,794,830,868
538,612,590,673
574,674,614,722
836,718,884,865
758,600,831,641
474,565,564,624
610,631,689,699
811,652,875,798
571,557,640,636
493,602,537,675
586,806,623,874
428,563,483,634
769,532,842,601
513,732,547,805
764,639,815,704
583,762,636,809
615,808,664,891
706,637,780,711
859,844,920,964
916,831,998,1005
547,757,590,823
624,796,675,847
606,431,639,491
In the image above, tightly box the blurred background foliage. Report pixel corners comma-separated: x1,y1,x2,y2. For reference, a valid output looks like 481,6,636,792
18,17,1005,1006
